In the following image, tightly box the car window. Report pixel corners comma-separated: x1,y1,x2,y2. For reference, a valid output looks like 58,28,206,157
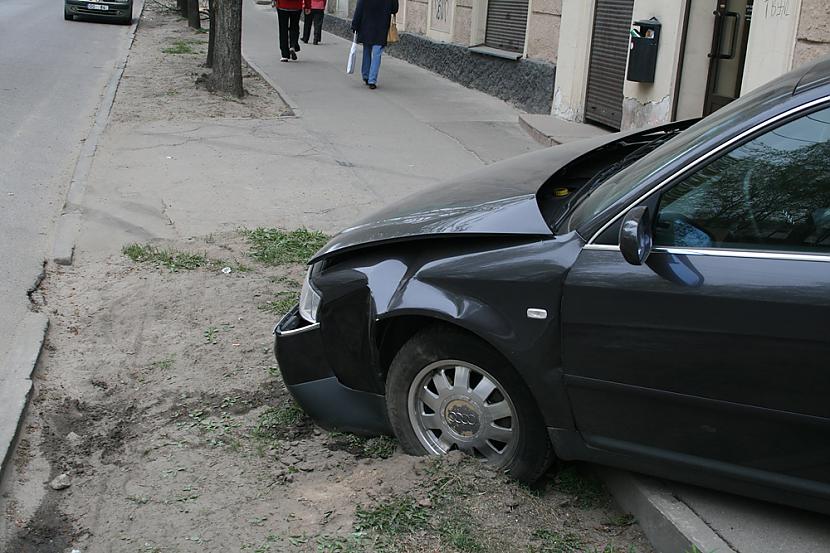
654,106,830,254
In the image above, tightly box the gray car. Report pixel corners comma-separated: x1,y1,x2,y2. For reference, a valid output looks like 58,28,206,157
65,0,133,24
275,55,830,514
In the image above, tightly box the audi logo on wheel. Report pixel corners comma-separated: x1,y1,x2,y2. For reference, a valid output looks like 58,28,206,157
446,410,477,426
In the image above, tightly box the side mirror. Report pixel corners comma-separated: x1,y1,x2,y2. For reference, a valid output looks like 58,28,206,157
619,206,653,265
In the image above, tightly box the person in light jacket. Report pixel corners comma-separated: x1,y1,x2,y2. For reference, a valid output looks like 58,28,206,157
275,0,310,61
302,0,326,45
351,0,398,89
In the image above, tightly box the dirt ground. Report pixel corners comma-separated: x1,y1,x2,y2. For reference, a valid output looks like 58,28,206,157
111,0,290,123
0,233,654,553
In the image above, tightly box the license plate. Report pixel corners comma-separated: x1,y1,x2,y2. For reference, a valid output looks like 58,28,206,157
87,3,109,9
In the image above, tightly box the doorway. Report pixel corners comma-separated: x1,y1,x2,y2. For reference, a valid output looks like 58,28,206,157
704,0,753,115
584,0,636,129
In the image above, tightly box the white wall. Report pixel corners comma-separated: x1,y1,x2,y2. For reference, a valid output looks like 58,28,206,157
742,0,803,93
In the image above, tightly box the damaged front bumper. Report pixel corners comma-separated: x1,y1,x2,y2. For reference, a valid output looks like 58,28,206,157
273,306,391,435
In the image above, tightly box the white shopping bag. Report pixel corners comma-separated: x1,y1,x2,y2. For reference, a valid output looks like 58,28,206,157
346,32,358,74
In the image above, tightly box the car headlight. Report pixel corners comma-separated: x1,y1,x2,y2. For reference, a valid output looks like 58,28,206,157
298,267,321,323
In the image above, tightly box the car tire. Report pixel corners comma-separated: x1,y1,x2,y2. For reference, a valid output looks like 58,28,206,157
386,325,555,483
64,9,73,20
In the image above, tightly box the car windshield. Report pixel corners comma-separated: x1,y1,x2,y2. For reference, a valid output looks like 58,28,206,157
566,71,800,233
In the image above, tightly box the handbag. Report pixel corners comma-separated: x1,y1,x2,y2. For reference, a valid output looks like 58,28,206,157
387,15,399,44
346,32,358,74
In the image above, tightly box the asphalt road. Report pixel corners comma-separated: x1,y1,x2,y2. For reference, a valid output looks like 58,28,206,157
0,0,133,363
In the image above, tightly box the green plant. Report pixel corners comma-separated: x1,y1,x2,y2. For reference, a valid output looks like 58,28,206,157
253,403,306,441
259,291,299,315
355,497,430,536
162,40,194,54
438,517,483,552
531,529,584,553
315,533,370,552
203,326,219,344
553,465,607,509
122,243,207,271
329,432,397,459
152,356,175,370
243,228,329,265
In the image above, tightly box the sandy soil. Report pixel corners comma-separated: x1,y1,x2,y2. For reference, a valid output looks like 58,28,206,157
0,234,654,553
111,1,290,123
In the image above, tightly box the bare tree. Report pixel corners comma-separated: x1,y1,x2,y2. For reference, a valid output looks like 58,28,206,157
204,0,243,98
177,0,187,18
187,0,201,29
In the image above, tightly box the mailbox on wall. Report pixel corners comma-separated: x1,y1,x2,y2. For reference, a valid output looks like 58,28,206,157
627,17,661,83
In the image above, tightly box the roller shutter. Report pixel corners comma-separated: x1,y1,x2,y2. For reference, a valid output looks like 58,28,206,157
484,0,529,53
585,0,635,129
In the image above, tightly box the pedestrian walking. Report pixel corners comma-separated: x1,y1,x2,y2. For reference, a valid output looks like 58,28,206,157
275,0,310,62
351,0,398,89
301,0,326,45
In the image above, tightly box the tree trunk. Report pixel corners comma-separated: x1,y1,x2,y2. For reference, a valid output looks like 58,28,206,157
206,0,215,68
178,0,187,18
207,0,243,98
187,0,200,28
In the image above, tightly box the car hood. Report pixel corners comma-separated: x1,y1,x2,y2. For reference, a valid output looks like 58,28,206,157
310,133,621,263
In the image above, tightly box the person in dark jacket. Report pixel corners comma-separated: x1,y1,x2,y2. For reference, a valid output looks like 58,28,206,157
351,0,398,89
275,0,310,61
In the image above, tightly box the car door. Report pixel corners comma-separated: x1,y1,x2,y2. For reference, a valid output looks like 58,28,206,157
561,103,830,489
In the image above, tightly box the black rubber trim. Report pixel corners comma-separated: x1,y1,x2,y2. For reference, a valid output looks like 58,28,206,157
274,307,332,385
287,377,392,435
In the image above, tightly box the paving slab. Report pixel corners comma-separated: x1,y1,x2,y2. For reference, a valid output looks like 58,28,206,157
519,113,610,146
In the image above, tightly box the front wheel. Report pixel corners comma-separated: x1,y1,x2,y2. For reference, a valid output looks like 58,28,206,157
64,9,73,20
385,326,554,483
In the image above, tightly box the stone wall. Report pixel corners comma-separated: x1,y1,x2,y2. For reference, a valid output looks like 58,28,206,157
323,13,556,113
526,0,561,63
793,0,830,67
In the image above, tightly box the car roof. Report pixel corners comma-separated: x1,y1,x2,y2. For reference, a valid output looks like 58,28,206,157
795,55,830,95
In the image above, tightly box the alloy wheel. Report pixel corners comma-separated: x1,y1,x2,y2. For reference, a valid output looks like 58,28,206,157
407,359,519,465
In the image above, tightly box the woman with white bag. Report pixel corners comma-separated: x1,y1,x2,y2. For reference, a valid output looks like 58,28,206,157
350,0,398,89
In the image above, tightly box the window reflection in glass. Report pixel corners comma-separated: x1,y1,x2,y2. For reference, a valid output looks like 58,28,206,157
656,107,830,253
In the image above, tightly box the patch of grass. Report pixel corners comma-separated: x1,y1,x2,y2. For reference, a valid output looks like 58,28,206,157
328,432,397,459
253,403,306,441
531,529,584,553
553,465,607,509
203,326,219,344
315,533,370,552
606,514,636,528
162,40,194,54
355,497,430,536
438,517,483,552
152,356,175,370
243,228,329,265
259,291,299,316
122,243,207,271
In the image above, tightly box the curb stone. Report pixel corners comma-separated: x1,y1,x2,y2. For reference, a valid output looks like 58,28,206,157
599,468,738,553
52,0,146,266
0,312,49,480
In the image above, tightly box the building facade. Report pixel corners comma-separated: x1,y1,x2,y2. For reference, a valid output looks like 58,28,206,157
325,0,830,128
554,0,830,130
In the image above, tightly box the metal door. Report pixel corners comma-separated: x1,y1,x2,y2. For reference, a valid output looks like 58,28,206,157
585,0,636,129
704,0,753,115
484,0,529,53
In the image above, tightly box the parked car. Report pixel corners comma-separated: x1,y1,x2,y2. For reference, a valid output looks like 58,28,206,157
275,55,830,514
65,0,133,24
